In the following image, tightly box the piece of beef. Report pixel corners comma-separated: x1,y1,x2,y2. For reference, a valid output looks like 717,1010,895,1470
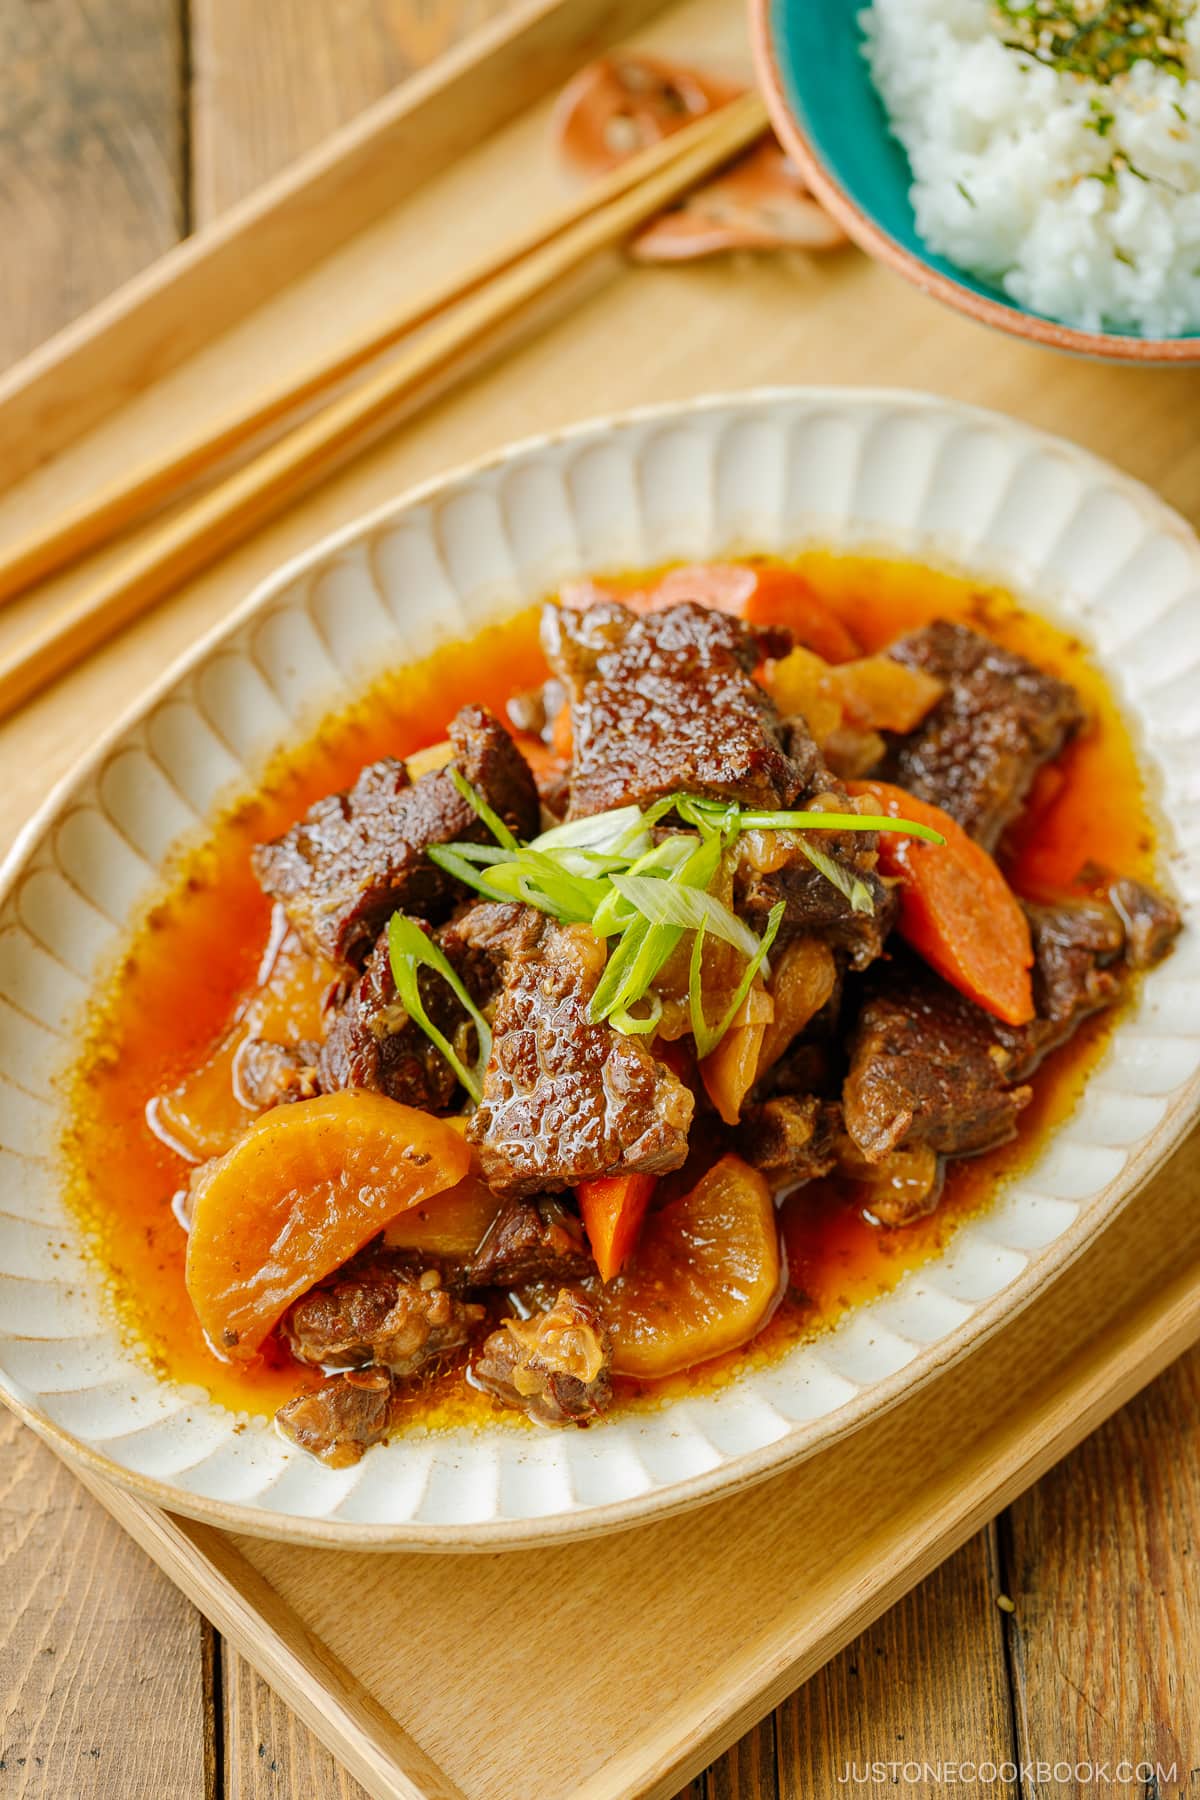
275,1369,393,1467
233,1037,322,1111
1109,877,1182,970
467,912,694,1196
756,1037,838,1103
738,1095,843,1185
843,879,1180,1166
997,882,1181,1079
844,962,1032,1164
739,1090,947,1222
729,714,897,970
283,1259,484,1375
734,819,897,971
542,599,798,818
467,1198,595,1287
470,1288,612,1425
852,1142,946,1228
995,897,1125,1081
252,704,539,965
885,622,1084,850
318,927,464,1110
437,898,545,1001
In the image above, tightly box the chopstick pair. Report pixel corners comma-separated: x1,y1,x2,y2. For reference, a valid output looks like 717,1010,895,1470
0,89,770,721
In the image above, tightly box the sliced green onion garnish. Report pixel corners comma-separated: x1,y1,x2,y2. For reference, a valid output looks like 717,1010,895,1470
427,844,518,906
609,993,664,1036
735,806,944,844
599,918,683,1022
435,842,513,866
675,794,741,841
689,901,786,1060
590,886,640,938
588,915,657,1022
387,912,492,1105
450,768,519,850
532,806,647,854
799,841,877,916
588,833,722,1026
424,784,947,1043
609,872,761,961
688,921,710,1054
429,842,605,923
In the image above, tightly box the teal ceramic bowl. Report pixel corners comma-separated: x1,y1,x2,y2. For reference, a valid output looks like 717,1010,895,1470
750,0,1200,364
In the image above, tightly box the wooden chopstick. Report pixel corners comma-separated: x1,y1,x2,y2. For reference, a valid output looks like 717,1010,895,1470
0,91,767,612
0,89,768,721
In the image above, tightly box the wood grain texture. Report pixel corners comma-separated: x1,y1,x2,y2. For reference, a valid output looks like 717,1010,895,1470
0,0,185,371
704,1718,779,1798
0,11,209,1800
224,1649,370,1800
1,0,1199,1793
1002,1347,1200,1793
191,0,520,222
0,0,673,490
777,1528,1015,1796
0,1412,212,1800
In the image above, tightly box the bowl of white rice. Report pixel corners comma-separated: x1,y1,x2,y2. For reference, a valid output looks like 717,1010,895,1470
751,0,1200,360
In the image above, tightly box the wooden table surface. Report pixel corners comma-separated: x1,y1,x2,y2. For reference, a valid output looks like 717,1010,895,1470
1,6,1197,1797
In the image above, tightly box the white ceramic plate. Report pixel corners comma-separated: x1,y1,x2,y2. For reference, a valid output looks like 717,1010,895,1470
2,389,1198,1549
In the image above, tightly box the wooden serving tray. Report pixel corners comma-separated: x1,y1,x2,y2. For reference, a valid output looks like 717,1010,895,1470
67,1141,1200,1800
2,0,1199,1795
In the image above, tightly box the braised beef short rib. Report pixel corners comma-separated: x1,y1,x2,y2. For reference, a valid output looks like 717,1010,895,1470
253,704,538,965
885,621,1084,850
543,599,797,817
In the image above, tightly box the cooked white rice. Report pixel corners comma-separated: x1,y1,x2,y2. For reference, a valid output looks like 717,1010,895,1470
861,0,1200,336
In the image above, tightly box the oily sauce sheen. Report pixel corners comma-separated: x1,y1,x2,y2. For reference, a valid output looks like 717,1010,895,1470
62,557,1160,1428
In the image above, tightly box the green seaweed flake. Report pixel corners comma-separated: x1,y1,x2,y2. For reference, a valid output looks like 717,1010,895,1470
993,1,1195,82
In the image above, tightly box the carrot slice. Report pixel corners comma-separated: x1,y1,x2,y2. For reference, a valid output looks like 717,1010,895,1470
185,1092,471,1358
739,567,861,663
559,563,860,662
849,780,1035,1027
577,1173,657,1283
550,702,574,762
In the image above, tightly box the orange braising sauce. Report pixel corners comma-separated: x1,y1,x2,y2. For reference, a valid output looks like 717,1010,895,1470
62,556,1159,1428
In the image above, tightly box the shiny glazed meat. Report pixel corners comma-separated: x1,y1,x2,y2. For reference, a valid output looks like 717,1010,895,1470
65,555,1180,1461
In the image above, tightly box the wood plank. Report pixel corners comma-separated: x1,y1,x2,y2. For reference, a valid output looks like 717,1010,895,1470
224,1648,370,1800
703,1719,779,1798
0,0,185,371
674,1528,1014,1797
1002,1345,1200,1789
0,1411,212,1799
191,0,516,222
0,10,209,1797
67,1473,470,1800
776,1528,1015,1795
0,0,673,486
